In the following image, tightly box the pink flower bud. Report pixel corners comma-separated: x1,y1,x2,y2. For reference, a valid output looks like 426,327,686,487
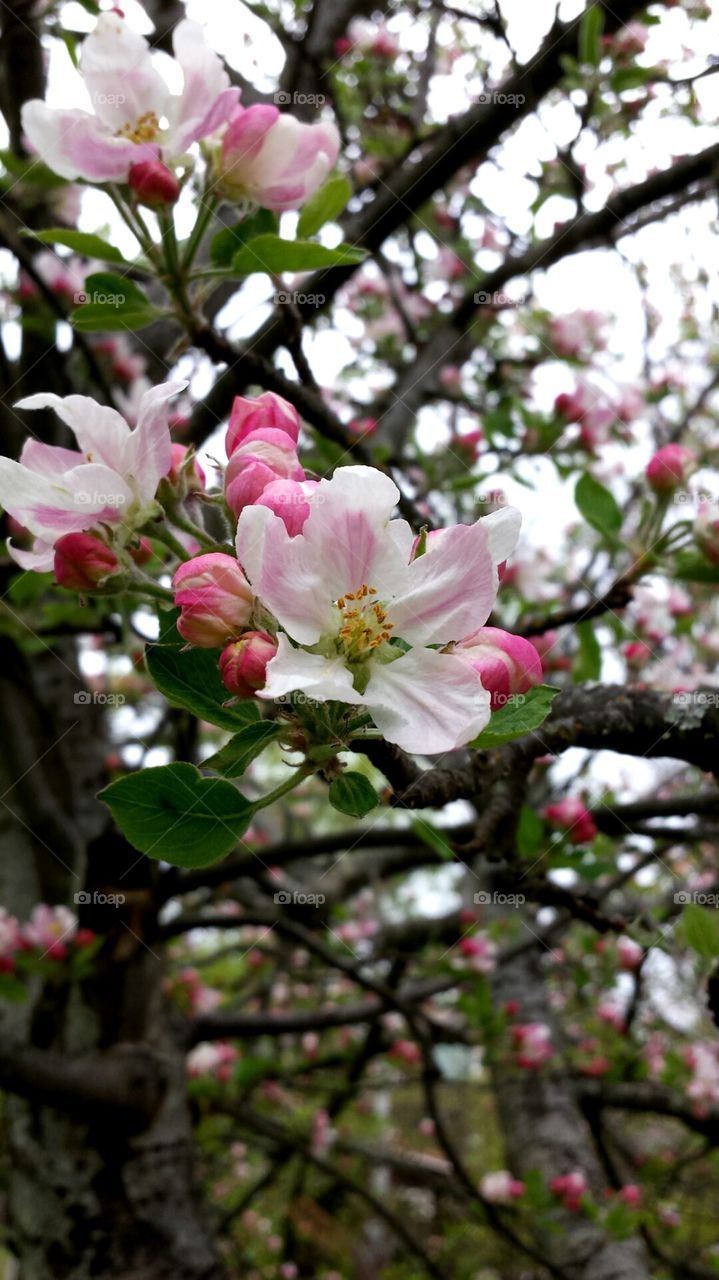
219,630,278,697
53,533,121,591
618,1183,642,1208
617,937,644,971
388,1038,422,1066
172,553,254,648
255,478,311,535
169,443,206,490
217,105,340,211
128,159,180,208
457,626,543,710
544,797,597,845
645,444,696,492
226,392,300,456
550,1170,588,1211
225,429,305,517
480,1171,525,1204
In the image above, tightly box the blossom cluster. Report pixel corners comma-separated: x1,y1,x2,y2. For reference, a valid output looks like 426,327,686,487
0,904,93,965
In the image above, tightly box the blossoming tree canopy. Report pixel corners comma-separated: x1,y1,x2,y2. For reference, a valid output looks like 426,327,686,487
2,0,719,1277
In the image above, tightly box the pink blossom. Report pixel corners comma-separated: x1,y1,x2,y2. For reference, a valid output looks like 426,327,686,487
550,1170,588,1211
544,797,597,845
310,1108,334,1156
456,625,543,710
226,392,300,456
617,937,644,971
53,532,121,592
686,1043,719,1108
187,1041,238,1080
0,909,22,971
255,479,312,536
168,444,206,491
597,1000,626,1034
618,1184,642,1208
217,106,340,210
549,310,607,359
512,1022,554,1069
480,1170,525,1204
459,933,497,974
22,904,77,959
389,1039,422,1066
128,158,180,207
219,631,278,697
172,553,254,648
646,444,696,493
0,381,183,571
225,428,305,518
235,466,521,754
695,502,719,566
22,15,239,182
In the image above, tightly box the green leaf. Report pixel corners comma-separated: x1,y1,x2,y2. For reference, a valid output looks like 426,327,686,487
99,762,253,866
579,5,604,66
328,771,378,818
612,66,655,93
682,903,719,960
673,553,719,584
146,618,261,733
411,818,455,861
573,619,602,682
297,175,352,238
26,228,125,264
575,472,622,541
516,805,545,857
209,208,278,267
0,149,67,190
230,235,365,277
203,722,280,777
0,974,28,1002
70,271,164,332
470,685,560,749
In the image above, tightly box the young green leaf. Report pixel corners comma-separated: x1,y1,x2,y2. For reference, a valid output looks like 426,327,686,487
203,722,280,777
297,175,352,238
70,271,164,332
470,685,560,749
575,472,622,541
146,626,261,733
328,771,378,818
26,229,126,265
573,619,602,683
209,208,278,267
230,235,365,277
579,5,604,66
99,762,253,866
683,903,719,960
411,818,455,860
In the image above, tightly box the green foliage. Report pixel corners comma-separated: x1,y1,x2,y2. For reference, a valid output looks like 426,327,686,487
70,272,164,331
470,685,559,749
328,770,378,817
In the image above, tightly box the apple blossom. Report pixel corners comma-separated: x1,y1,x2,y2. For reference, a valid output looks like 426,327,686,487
168,444,206,492
618,1184,642,1208
459,934,497,974
235,465,521,754
21,15,239,183
550,1170,588,1211
0,381,184,571
694,502,719,565
219,631,278,697
456,625,543,709
0,909,22,972
512,1022,554,1069
226,393,300,456
646,444,696,492
53,532,122,592
480,1171,525,1204
22,904,77,959
128,159,180,208
216,106,340,211
187,1041,238,1081
225,428,305,518
616,937,644,971
255,479,312,536
544,797,598,845
172,553,254,648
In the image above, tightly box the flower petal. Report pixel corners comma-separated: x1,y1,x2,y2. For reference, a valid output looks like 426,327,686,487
21,102,154,182
390,521,498,645
365,648,491,754
301,466,409,601
261,634,364,705
20,439,85,478
15,393,131,471
80,14,168,132
236,505,335,644
168,20,239,152
128,380,185,501
7,538,56,572
480,506,521,566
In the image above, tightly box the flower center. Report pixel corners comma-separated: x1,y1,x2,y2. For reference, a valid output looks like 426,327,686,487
116,111,160,144
335,583,393,661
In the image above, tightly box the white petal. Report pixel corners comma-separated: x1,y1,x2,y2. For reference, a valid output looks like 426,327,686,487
302,466,409,601
261,635,364,705
7,539,56,572
480,506,522,565
236,506,335,644
390,521,498,645
365,648,491,755
16,393,130,472
81,14,168,132
128,380,185,502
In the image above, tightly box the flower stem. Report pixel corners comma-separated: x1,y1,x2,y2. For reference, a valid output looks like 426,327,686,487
254,765,313,812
